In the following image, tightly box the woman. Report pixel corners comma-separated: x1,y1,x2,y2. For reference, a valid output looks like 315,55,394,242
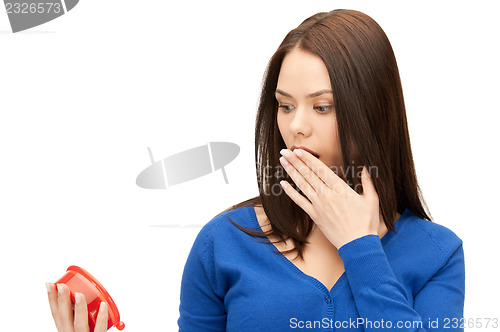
178,8,465,332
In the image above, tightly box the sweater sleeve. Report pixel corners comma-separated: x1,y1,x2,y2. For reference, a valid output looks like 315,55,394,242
338,234,465,331
177,223,227,331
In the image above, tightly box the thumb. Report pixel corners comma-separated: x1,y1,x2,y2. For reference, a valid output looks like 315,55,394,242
361,166,377,199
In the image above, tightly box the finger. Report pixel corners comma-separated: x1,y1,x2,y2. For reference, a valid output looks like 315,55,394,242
292,148,344,190
280,180,316,219
280,149,326,193
94,302,109,332
46,282,63,330
279,149,321,198
280,156,319,202
74,293,90,332
56,283,75,332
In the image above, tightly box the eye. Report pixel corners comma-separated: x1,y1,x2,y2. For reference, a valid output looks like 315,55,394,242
314,106,333,113
278,105,295,113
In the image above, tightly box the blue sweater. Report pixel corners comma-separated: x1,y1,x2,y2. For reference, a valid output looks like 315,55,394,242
178,204,465,331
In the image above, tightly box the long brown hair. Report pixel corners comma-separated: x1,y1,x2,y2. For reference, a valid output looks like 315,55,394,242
216,9,431,260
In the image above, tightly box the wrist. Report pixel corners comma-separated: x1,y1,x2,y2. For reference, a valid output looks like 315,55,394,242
337,231,378,249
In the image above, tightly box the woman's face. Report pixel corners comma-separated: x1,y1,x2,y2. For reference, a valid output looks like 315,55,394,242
276,47,342,172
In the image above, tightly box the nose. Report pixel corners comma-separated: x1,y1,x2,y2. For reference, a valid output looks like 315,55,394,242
289,106,312,137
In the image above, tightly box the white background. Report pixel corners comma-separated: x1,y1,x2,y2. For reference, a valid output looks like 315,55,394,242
1,0,499,331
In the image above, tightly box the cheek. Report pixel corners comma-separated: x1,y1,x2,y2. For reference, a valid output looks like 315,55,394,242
319,117,338,142
277,113,287,137
321,118,342,161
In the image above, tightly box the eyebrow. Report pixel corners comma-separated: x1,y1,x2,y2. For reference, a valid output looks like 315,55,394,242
275,89,333,99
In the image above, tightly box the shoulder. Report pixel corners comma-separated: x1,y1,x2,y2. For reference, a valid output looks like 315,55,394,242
195,204,258,243
386,210,465,294
415,216,462,256
395,209,464,267
186,205,256,265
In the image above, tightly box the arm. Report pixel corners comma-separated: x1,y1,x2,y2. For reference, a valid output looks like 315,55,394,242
338,235,465,331
178,224,227,331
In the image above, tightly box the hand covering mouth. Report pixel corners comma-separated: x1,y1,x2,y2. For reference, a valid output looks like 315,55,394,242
291,146,320,158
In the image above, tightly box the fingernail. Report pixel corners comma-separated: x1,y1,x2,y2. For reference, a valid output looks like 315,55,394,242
293,148,303,157
75,292,81,304
100,302,107,313
46,282,52,293
279,156,289,166
280,180,288,189
280,149,291,158
57,284,63,294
